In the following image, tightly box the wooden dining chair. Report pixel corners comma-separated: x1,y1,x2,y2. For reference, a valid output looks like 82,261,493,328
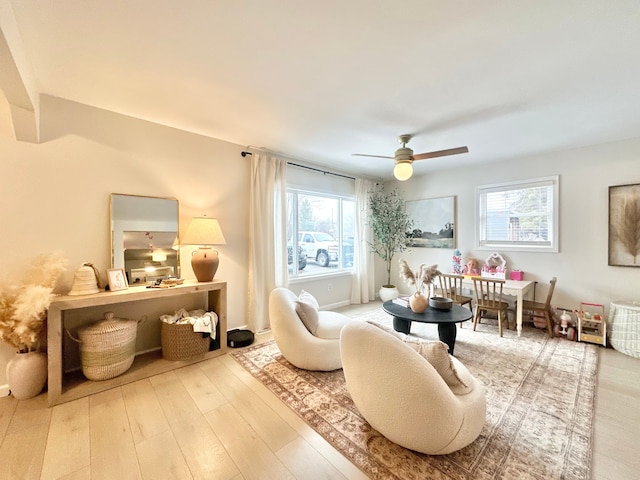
518,277,557,338
472,277,510,337
438,274,473,311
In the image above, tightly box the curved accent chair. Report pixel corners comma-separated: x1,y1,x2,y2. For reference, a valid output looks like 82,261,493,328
268,287,351,371
340,320,486,455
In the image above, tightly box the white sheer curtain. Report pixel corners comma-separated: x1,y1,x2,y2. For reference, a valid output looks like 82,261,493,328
248,153,288,333
350,178,375,304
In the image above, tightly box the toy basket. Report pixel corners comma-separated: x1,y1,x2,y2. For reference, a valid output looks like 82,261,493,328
71,312,138,381
161,322,211,361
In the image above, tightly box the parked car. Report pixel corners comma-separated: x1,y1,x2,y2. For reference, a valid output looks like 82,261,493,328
298,231,353,267
287,243,307,270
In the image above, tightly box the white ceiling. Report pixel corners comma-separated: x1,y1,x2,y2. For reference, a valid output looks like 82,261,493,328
4,0,640,179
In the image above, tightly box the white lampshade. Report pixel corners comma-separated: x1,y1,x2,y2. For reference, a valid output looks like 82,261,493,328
182,217,226,282
182,217,226,246
394,161,413,181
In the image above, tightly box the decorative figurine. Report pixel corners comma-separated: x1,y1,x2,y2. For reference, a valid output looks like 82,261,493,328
452,249,462,274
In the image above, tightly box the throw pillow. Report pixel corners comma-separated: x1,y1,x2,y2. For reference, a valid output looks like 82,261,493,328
298,290,320,310
403,337,470,392
295,299,319,335
365,320,470,393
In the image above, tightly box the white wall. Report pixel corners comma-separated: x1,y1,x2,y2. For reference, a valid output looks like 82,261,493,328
386,138,640,311
0,95,250,389
2,90,639,392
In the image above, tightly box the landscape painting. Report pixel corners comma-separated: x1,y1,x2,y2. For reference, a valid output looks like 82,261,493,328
405,196,456,248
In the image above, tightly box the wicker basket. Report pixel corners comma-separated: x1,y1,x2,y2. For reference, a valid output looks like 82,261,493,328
76,312,137,381
161,321,211,361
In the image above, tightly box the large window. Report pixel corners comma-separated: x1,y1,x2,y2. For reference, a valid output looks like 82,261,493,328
476,176,559,252
287,189,355,278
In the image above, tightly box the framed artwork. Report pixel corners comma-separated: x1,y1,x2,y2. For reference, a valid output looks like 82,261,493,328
405,196,456,248
107,268,129,291
609,183,640,267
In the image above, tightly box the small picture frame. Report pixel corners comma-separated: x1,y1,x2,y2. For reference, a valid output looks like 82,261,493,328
107,268,129,291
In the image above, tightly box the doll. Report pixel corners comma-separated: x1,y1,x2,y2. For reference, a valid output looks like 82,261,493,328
462,257,480,276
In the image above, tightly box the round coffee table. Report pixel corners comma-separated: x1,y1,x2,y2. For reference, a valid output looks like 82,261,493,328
382,300,473,355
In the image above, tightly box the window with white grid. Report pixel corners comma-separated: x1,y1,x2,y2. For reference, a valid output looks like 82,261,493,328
476,176,559,252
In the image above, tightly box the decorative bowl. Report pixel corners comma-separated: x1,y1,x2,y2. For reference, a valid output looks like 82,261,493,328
429,296,453,310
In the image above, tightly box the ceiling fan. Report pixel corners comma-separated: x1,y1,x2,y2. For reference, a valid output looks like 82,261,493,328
353,134,469,181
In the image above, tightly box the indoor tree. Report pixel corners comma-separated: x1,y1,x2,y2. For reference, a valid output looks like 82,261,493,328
367,185,413,288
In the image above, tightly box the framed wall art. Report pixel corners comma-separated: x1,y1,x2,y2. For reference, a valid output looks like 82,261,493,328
609,183,640,267
107,268,129,291
405,196,456,248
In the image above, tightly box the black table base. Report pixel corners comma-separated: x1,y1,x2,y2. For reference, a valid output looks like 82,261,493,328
393,317,458,355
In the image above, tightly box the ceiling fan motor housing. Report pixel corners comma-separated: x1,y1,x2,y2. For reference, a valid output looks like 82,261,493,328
394,147,414,163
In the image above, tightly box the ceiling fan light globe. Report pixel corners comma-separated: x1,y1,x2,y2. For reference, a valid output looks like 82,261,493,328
394,162,413,181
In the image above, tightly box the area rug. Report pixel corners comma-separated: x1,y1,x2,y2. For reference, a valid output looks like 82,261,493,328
231,311,598,479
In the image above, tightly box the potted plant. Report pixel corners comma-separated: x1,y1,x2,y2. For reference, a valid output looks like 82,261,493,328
0,252,67,399
367,185,413,301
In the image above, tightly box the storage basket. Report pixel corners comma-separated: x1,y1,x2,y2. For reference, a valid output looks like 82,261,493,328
75,312,137,381
161,322,210,361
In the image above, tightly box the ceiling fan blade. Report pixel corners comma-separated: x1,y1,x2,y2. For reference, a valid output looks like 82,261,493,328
352,153,394,159
413,146,469,161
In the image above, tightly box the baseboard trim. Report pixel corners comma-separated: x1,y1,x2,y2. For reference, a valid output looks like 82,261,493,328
323,300,351,310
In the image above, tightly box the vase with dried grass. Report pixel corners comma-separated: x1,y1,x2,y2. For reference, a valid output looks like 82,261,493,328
0,252,67,399
399,259,440,313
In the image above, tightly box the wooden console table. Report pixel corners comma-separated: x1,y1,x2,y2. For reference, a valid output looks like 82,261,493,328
47,280,227,406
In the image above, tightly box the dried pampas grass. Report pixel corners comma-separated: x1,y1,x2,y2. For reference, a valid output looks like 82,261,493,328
0,252,67,351
399,259,441,294
617,193,640,263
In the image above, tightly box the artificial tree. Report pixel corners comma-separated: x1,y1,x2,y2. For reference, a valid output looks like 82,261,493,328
367,185,413,289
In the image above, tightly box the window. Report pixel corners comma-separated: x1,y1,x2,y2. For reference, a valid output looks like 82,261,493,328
476,176,559,252
286,189,355,278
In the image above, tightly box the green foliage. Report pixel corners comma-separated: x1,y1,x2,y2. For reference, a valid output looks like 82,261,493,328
367,185,413,286
298,197,315,231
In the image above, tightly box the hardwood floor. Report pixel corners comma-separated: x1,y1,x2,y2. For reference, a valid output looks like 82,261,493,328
0,301,638,479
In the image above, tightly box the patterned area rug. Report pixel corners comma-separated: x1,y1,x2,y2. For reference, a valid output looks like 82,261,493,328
231,310,598,479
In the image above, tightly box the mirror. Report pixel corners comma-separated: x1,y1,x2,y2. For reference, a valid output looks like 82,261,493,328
110,194,179,285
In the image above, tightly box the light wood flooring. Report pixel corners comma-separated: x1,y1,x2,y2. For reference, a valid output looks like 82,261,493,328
0,301,638,480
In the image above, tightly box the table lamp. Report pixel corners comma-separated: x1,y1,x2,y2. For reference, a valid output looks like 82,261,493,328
182,216,226,282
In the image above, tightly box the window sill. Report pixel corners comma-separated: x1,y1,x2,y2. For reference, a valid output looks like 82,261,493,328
289,270,353,284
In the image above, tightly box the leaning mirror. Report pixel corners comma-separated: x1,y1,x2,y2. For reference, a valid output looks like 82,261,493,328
110,194,179,285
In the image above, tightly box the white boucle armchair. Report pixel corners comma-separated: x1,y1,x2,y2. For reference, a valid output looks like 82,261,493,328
340,320,486,455
268,287,351,371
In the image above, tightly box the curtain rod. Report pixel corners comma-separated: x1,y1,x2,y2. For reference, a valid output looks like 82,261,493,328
240,151,355,181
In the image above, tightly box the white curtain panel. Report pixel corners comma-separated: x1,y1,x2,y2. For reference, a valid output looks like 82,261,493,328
350,178,376,304
248,153,288,333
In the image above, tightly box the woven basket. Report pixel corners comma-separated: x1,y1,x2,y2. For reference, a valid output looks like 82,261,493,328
77,312,137,381
161,322,210,361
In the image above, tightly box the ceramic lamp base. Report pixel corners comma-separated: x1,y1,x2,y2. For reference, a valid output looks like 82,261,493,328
191,247,219,282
